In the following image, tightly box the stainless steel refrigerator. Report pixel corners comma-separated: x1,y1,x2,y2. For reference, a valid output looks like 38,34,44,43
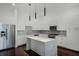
0,24,15,50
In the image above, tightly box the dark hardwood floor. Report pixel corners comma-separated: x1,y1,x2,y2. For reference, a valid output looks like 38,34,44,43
0,46,28,56
0,46,79,56
15,46,29,56
0,48,15,56
58,47,79,56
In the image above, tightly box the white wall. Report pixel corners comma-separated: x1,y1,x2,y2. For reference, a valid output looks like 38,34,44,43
0,3,17,24
55,3,79,51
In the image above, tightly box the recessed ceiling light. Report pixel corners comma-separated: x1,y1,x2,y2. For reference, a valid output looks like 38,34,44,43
12,3,15,6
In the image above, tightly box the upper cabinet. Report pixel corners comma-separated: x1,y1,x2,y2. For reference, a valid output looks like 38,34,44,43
16,3,79,30
16,3,59,30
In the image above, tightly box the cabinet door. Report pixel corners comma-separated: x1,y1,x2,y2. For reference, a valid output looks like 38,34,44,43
31,39,45,56
56,36,67,47
0,37,4,50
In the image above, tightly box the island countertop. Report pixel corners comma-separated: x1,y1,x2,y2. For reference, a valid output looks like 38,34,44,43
26,35,57,56
26,35,55,43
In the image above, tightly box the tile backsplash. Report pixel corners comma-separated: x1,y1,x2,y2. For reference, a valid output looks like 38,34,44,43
31,30,67,36
17,29,67,38
17,30,26,36
24,26,67,37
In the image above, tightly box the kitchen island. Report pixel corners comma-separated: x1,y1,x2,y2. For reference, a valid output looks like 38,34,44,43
26,36,57,56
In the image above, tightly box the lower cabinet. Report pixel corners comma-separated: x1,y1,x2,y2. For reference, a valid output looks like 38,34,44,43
31,39,57,56
56,36,67,47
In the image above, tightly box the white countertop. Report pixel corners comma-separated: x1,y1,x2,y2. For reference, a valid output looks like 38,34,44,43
26,35,55,43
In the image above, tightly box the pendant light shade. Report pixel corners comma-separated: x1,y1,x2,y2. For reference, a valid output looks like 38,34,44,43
44,3,46,16
29,4,31,6
44,7,46,16
35,4,37,19
29,16,31,21
35,12,37,19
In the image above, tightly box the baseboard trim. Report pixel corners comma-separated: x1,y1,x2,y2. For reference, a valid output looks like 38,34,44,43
17,44,26,48
58,46,79,53
0,47,15,52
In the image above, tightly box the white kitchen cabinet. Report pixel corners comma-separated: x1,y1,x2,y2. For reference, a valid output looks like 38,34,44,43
31,40,57,56
17,30,26,47
56,35,67,47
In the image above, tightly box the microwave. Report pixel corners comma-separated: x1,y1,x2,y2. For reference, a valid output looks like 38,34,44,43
50,26,57,31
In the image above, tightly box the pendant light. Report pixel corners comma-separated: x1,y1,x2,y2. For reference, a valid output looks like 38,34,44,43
35,11,37,19
28,3,31,21
44,3,46,16
35,4,37,19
